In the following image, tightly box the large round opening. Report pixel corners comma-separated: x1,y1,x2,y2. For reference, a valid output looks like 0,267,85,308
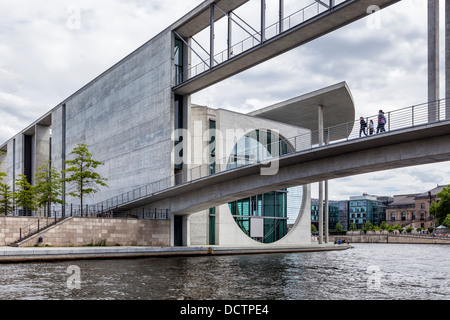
226,129,303,243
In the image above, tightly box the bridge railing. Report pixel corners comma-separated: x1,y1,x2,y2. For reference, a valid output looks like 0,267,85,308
188,0,351,80
92,98,450,213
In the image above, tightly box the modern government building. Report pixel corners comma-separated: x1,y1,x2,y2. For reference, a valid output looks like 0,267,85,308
1,0,415,247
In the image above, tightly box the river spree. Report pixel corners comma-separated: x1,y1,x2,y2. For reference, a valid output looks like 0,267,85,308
0,243,449,300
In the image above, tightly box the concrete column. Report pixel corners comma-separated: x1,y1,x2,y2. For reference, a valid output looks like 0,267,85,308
261,0,266,42
279,0,284,33
324,129,330,243
318,181,324,244
228,12,233,60
169,213,175,246
318,105,324,146
428,0,440,122
318,105,324,244
35,124,51,173
325,180,329,243
210,4,215,69
446,1,450,119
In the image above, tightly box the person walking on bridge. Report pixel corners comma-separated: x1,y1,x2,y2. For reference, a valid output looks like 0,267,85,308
377,110,386,133
359,117,368,137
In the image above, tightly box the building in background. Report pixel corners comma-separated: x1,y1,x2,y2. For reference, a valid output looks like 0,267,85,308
348,194,388,229
386,185,448,230
311,199,342,232
312,193,393,232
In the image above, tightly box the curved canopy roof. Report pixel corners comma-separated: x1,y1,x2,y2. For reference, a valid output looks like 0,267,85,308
248,82,355,142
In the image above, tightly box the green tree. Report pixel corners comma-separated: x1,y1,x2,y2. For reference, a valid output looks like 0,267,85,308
0,181,13,215
380,221,387,230
62,144,108,217
0,151,11,215
14,174,36,214
394,224,404,233
430,185,450,226
349,222,357,231
442,214,450,229
363,221,373,232
335,222,343,232
0,150,6,181
34,162,65,216
311,224,317,233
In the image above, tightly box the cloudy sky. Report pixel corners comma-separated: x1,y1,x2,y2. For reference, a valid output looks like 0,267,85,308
0,0,449,200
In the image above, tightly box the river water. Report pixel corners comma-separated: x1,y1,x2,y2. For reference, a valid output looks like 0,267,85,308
0,243,449,300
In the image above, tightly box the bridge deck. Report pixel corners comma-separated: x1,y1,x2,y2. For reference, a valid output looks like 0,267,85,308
110,119,450,215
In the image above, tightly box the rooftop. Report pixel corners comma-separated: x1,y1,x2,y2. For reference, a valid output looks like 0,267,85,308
249,82,355,141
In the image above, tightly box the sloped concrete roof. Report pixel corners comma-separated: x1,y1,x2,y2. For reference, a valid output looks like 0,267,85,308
248,82,355,141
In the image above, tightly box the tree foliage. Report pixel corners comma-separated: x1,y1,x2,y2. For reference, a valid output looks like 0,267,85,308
62,144,108,216
0,181,12,215
430,185,450,226
0,150,6,181
0,151,12,215
14,174,36,213
442,214,450,229
34,162,65,214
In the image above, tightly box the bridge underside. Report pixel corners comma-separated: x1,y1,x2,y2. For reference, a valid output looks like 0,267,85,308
173,0,401,95
115,121,450,215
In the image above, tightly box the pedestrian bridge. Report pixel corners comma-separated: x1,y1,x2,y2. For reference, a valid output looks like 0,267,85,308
172,0,401,94
93,99,450,215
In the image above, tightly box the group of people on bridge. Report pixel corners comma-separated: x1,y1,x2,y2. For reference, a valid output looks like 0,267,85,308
359,110,386,137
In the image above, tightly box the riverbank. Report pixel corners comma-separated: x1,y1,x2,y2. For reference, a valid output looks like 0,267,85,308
330,234,450,244
0,243,351,263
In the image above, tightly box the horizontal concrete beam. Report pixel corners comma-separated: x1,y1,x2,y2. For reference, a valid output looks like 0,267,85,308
119,120,450,215
172,0,250,38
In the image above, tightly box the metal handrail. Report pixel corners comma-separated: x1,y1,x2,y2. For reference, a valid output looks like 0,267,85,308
187,0,349,79
19,217,60,241
91,98,450,213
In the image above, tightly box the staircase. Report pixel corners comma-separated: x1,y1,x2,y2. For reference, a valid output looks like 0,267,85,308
9,217,68,247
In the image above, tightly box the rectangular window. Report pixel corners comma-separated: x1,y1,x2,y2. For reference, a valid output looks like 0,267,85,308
174,39,183,85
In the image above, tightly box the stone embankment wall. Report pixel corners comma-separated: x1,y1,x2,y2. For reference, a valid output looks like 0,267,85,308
0,217,44,246
330,234,450,245
5,217,170,247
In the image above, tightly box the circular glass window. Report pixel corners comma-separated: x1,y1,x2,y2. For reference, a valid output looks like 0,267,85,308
226,130,303,243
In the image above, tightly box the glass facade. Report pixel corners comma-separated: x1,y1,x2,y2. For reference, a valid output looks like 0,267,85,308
226,129,289,169
174,39,183,85
348,199,386,229
228,191,288,243
311,199,341,231
226,130,291,243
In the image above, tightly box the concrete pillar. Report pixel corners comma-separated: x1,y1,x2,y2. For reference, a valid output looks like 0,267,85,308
318,105,324,146
169,213,175,246
261,0,266,42
210,4,215,69
279,0,284,33
325,180,329,243
318,181,324,244
446,1,450,119
318,105,324,244
35,124,51,173
228,12,233,60
428,0,440,122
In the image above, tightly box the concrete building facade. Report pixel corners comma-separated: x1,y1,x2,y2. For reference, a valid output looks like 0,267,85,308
386,185,447,230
